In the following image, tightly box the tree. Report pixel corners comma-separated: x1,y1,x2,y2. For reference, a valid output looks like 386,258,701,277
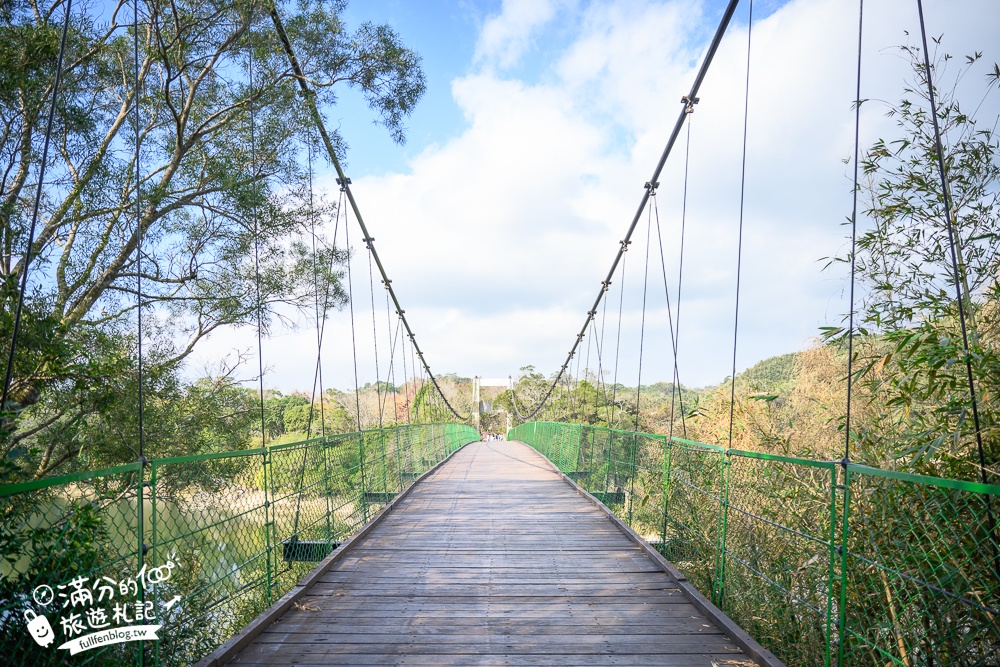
833,39,1000,481
0,0,425,478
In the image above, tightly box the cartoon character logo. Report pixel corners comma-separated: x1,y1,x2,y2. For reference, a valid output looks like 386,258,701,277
24,609,55,648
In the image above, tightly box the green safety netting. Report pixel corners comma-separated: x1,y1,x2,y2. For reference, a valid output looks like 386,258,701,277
509,421,1000,667
0,423,479,666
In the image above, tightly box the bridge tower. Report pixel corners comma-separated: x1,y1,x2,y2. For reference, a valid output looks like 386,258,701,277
474,377,511,436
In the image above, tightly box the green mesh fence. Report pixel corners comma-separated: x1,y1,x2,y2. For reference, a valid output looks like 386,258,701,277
510,421,1000,667
1,423,478,666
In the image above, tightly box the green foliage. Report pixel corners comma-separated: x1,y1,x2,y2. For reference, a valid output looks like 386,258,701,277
739,352,797,394
0,0,426,478
0,424,477,667
516,421,1000,667
827,41,1000,481
0,495,128,666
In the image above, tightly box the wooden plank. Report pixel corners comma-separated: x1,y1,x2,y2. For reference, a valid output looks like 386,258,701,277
211,442,767,666
228,638,743,654
258,621,725,636
547,444,788,667
229,649,759,666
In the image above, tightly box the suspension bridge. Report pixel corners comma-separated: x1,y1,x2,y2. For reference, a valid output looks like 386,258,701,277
1,0,998,666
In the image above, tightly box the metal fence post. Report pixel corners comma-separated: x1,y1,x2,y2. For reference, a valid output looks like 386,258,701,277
381,429,388,496
660,437,673,551
825,463,838,667
149,462,159,667
838,464,852,666
713,450,732,607
137,458,146,667
626,432,638,526
322,436,333,544
395,427,403,493
262,449,273,604
604,429,614,495
359,433,369,523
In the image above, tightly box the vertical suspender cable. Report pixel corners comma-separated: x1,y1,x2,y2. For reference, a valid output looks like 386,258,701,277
400,315,410,423
306,130,326,438
342,187,362,431
844,1,863,463
915,0,999,577
584,321,594,419
248,24,266,447
385,294,400,424
380,298,401,423
634,193,654,433
915,0,989,485
366,243,382,427
1,0,73,416
132,6,146,663
610,245,628,427
133,0,144,460
411,334,420,422
839,3,865,659
313,137,326,436
572,330,584,420
727,0,753,451
597,289,610,418
567,355,575,421
657,111,694,441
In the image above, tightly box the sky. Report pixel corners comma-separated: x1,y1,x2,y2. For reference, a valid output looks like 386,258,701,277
189,0,1000,395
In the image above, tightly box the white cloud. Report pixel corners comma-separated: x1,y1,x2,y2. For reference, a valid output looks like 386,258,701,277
193,0,1000,395
475,0,577,69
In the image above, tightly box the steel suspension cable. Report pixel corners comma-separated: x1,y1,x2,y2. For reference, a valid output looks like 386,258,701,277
1,0,73,417
508,375,528,422
506,0,742,419
727,0,753,451
269,7,470,423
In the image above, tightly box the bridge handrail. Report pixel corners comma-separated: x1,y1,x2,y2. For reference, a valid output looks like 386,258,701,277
0,422,480,665
509,420,1000,667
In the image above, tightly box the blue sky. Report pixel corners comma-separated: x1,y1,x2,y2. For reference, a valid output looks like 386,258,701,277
192,0,1000,395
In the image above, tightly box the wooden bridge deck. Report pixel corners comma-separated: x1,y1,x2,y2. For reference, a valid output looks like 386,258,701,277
210,441,769,666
